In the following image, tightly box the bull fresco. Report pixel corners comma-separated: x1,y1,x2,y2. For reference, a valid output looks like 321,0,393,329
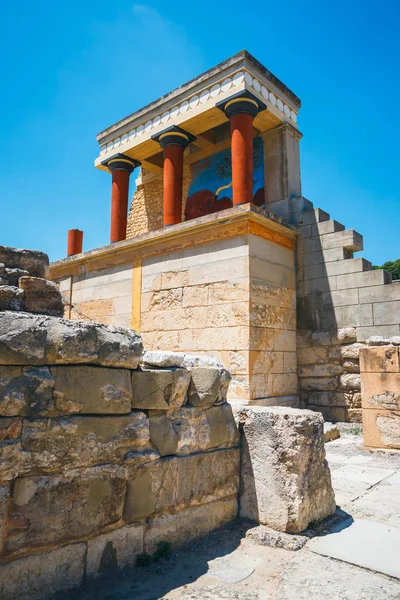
185,136,265,221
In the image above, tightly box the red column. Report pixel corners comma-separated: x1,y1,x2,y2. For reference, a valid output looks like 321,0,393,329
110,169,130,242
101,154,140,243
152,126,196,227
230,112,254,206
67,229,83,256
163,144,184,226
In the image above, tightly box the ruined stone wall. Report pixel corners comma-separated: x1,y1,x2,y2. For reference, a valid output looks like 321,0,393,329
360,341,400,449
0,247,240,600
293,197,400,422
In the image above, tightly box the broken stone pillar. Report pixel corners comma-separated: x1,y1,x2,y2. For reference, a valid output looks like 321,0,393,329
237,406,336,533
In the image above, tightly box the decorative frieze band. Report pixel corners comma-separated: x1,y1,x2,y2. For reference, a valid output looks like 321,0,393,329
97,70,299,161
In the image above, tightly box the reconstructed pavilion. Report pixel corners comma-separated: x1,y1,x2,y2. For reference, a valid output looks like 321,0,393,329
52,51,400,421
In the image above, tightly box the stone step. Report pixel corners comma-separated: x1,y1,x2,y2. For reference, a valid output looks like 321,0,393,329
296,208,330,226
300,257,373,281
312,220,345,236
336,269,392,291
321,229,363,252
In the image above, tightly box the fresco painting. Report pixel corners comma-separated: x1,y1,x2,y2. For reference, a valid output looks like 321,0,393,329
185,136,265,220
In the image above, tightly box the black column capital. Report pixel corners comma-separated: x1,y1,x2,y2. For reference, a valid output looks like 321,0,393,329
152,125,196,150
101,153,141,174
216,90,266,119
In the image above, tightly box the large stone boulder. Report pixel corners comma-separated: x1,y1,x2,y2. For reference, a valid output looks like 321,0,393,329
0,247,49,279
238,406,336,533
19,276,63,317
0,311,143,368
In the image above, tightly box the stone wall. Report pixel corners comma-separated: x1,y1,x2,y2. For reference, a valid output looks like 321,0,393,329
0,247,240,600
294,197,400,422
360,340,400,449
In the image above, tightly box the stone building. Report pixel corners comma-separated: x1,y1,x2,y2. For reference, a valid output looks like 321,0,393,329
51,50,400,422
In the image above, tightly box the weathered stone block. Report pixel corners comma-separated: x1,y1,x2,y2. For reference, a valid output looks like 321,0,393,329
22,412,152,471
142,350,223,369
86,524,144,578
302,391,347,407
0,286,24,311
0,542,86,600
361,372,400,410
0,312,143,367
18,276,63,317
0,366,54,417
0,440,28,484
51,365,132,414
188,367,230,408
340,373,361,389
4,465,126,553
148,403,239,456
363,409,400,449
359,346,399,373
5,268,29,287
300,377,338,391
0,417,22,441
131,368,190,410
123,448,240,521
0,246,49,279
299,364,343,377
238,406,336,533
143,497,238,554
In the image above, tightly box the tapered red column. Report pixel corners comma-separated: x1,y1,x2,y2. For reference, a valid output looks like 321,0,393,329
152,126,196,227
230,112,254,206
101,154,140,243
217,91,266,206
67,229,83,256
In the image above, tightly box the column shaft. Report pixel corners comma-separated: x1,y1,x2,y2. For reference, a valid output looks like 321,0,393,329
67,229,83,256
110,169,130,243
230,112,254,206
163,145,184,226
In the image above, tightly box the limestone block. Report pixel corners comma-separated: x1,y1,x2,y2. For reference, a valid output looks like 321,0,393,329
359,346,399,373
142,350,224,369
144,497,237,554
340,373,361,389
0,543,86,600
208,281,248,304
5,268,29,287
301,391,347,407
4,465,126,553
297,247,352,267
0,286,24,311
131,368,190,410
0,417,22,441
0,311,143,367
363,409,400,449
340,343,366,359
0,440,29,483
336,269,390,291
86,524,144,578
149,403,239,457
0,246,49,279
373,300,400,326
321,230,363,252
188,367,230,408
307,404,347,422
361,372,400,410
299,364,343,377
22,412,152,471
0,366,54,417
250,303,296,330
342,359,360,373
297,346,328,365
124,448,239,522
238,406,336,533
300,377,338,391
311,220,345,236
182,285,208,308
324,422,341,442
51,365,132,414
18,276,63,317
359,282,400,304
144,496,237,554
358,325,400,341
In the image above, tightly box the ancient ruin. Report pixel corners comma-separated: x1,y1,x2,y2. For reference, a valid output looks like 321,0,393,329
1,49,399,599
50,50,400,427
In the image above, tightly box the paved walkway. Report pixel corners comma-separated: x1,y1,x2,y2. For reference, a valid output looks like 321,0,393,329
54,428,400,600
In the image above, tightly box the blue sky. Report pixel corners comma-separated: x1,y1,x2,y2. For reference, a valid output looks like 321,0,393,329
1,1,399,264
